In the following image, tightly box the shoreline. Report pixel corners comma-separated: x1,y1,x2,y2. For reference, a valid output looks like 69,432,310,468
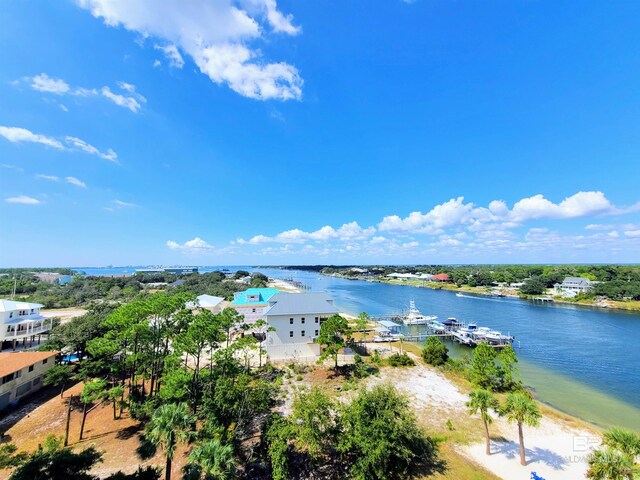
324,273,640,313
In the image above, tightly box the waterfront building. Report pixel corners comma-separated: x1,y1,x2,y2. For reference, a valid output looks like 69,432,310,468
0,300,54,351
0,350,58,410
264,292,339,362
553,277,595,297
231,288,280,324
432,273,450,282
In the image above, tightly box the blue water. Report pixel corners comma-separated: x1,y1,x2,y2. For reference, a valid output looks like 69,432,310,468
71,265,640,425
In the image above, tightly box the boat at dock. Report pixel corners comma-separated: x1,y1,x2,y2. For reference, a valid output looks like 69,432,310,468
402,300,437,325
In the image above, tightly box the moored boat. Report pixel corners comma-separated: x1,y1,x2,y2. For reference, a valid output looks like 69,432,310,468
403,299,437,325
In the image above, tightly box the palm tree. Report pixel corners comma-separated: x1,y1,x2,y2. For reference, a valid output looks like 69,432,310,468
146,403,196,480
587,428,640,480
187,438,236,480
501,391,541,466
467,389,500,455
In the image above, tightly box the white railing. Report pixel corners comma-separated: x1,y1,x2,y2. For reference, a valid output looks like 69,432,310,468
4,324,52,338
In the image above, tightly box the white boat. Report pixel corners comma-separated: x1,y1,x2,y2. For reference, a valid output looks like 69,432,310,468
456,293,464,297
485,330,514,345
429,321,447,333
403,300,437,325
452,329,475,346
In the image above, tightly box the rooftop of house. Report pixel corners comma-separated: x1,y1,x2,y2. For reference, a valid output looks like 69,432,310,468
560,277,593,286
231,288,280,306
0,351,58,377
265,292,339,316
188,294,225,309
0,299,44,313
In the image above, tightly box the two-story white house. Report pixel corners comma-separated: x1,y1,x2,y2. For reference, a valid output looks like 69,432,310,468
0,350,58,410
0,300,54,351
553,277,595,298
231,288,280,325
264,292,339,362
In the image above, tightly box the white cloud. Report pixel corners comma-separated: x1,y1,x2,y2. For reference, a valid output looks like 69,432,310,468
5,195,41,205
1,126,118,161
154,44,185,68
77,0,303,101
113,199,137,208
510,191,614,221
64,136,118,162
30,73,70,94
0,126,64,149
101,86,143,112
66,176,87,188
625,230,640,238
20,74,145,112
36,174,60,181
167,237,215,252
2,164,25,173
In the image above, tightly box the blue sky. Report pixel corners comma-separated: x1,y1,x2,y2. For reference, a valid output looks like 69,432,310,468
1,0,639,266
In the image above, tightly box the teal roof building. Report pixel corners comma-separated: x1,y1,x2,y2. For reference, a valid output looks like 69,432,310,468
231,288,280,306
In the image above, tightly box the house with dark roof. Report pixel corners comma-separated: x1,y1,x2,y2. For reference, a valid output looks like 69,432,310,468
0,351,58,410
264,292,339,362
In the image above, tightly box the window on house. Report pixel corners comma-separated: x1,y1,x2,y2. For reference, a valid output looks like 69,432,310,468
314,317,319,323
42,359,48,364
289,318,293,324
252,308,256,313
29,365,34,372
15,370,21,379
315,330,319,336
2,374,14,385
301,318,305,324
289,331,294,337
301,330,305,337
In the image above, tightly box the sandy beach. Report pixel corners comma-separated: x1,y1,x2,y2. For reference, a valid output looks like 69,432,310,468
362,344,595,480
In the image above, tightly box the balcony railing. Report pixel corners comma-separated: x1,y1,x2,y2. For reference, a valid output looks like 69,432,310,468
4,324,52,338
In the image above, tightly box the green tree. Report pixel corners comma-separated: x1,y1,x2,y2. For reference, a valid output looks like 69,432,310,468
265,416,293,480
0,444,27,469
587,428,640,480
421,337,449,366
290,387,338,462
338,383,438,480
185,439,236,480
79,378,108,440
317,314,351,369
355,312,370,331
501,392,541,466
145,403,196,480
519,277,547,295
470,344,497,389
9,435,101,480
43,364,73,398
466,389,500,456
495,346,520,391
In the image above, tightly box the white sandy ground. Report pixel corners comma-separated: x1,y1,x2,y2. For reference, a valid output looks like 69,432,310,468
41,307,87,323
362,344,594,480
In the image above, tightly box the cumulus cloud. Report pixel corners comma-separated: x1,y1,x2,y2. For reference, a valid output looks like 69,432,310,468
233,191,640,260
77,0,303,100
167,237,215,252
66,176,87,188
31,73,70,94
19,73,146,112
5,195,41,205
154,44,185,68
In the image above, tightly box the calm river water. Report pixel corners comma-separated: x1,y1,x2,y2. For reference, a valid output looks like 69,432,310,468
76,266,640,431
